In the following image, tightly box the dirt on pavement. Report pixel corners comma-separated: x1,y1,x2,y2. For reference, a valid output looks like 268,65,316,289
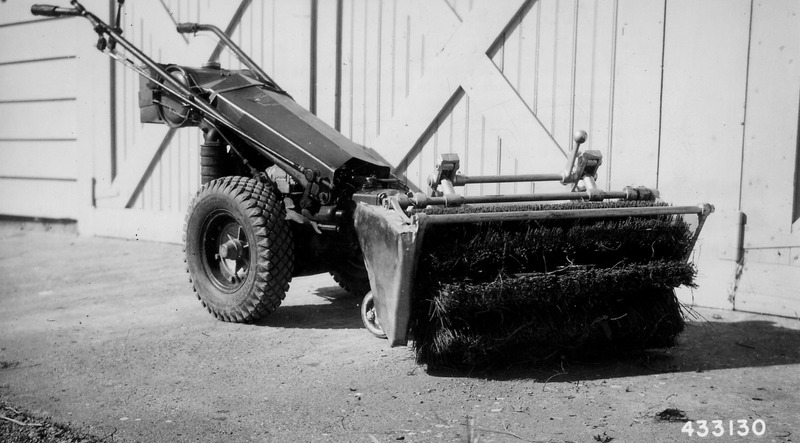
1,224,798,442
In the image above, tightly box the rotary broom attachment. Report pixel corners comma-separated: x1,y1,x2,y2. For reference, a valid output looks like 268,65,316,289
354,132,713,370
411,201,697,369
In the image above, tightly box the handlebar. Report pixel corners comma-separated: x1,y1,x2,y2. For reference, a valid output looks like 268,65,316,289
176,23,198,34
31,4,82,17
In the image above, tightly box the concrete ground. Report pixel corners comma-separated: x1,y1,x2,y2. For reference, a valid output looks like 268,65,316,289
0,224,798,443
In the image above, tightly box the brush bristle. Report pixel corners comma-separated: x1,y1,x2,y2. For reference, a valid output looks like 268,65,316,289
410,200,695,370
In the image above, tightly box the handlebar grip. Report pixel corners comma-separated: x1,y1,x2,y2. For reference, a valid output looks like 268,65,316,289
176,23,198,34
31,4,81,17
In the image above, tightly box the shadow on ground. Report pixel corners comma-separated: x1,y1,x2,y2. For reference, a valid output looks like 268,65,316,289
249,285,800,382
427,316,800,381
252,285,364,330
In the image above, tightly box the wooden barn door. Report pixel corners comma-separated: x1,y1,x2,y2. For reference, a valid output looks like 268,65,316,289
733,0,800,317
335,0,637,198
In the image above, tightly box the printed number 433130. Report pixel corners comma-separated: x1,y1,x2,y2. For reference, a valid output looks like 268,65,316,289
682,420,766,437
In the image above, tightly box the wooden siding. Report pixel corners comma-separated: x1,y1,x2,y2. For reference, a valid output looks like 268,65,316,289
658,0,751,210
735,0,800,317
738,0,800,249
1,0,799,316
0,9,80,219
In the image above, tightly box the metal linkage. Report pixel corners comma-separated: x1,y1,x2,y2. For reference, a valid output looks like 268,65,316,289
427,130,602,195
403,188,650,209
418,132,660,209
424,130,623,208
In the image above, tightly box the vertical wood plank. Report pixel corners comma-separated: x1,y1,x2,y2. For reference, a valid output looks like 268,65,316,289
403,149,421,191
571,0,598,157
585,0,615,157
658,0,750,209
362,0,381,147
607,0,665,190
516,4,537,110
465,97,485,196
450,92,468,168
739,0,800,247
406,5,419,97
502,16,522,90
272,0,311,108
378,0,396,131
341,0,354,139
316,0,339,127
349,0,366,144
534,0,557,130
550,0,576,151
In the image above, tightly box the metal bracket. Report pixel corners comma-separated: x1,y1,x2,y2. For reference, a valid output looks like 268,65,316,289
428,153,460,195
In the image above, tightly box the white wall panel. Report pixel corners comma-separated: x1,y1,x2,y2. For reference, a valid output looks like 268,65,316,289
0,178,79,219
657,0,750,210
607,0,664,190
739,0,800,248
0,101,77,140
315,0,339,127
0,2,50,25
0,58,77,102
0,15,82,223
0,141,78,180
0,19,76,64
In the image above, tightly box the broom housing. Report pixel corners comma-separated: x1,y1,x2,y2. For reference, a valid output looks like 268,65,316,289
354,132,713,369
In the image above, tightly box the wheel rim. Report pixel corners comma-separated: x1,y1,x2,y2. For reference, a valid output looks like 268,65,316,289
365,301,379,326
201,210,251,291
362,292,386,337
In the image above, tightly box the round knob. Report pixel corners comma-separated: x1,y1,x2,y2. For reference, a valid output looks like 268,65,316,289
573,130,588,144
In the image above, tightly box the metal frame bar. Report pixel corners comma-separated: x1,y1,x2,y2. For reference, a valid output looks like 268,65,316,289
452,173,563,185
419,204,713,225
417,191,632,207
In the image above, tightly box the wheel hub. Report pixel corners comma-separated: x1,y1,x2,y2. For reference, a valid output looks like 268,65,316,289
219,238,244,260
202,214,252,289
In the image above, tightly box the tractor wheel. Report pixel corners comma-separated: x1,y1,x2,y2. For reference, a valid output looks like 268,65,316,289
361,292,386,338
330,255,371,298
184,176,293,322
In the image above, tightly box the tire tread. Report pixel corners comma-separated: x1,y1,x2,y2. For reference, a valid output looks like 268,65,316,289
183,176,293,322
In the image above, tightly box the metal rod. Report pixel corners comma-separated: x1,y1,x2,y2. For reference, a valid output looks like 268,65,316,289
419,191,631,206
178,23,280,90
453,173,563,186
420,204,713,225
684,206,716,262
561,130,587,182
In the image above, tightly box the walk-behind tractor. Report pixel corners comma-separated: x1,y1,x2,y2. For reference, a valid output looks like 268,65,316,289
34,2,713,369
